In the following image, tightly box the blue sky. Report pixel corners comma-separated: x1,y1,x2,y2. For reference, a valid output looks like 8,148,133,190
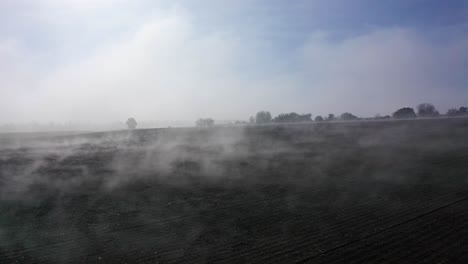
1,0,467,125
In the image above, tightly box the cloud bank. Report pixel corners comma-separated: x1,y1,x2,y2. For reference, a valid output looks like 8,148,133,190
0,1,467,126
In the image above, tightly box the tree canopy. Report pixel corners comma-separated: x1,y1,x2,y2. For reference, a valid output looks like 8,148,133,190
255,111,272,124
393,107,416,119
447,106,468,116
447,108,459,116
272,112,312,123
417,103,439,117
196,118,215,127
340,112,358,120
126,118,137,129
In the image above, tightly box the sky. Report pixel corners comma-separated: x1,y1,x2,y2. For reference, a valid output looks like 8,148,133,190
1,0,467,126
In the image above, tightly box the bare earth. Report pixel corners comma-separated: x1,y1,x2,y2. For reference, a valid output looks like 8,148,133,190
1,118,467,263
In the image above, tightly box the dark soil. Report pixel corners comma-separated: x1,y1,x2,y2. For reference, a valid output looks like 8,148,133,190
1,118,468,263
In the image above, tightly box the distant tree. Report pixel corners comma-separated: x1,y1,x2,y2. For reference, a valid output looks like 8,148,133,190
272,112,312,123
327,114,335,121
459,106,468,115
392,107,416,119
301,113,312,122
126,118,137,129
447,108,459,116
447,106,468,116
234,120,248,125
249,116,255,124
315,115,324,122
417,103,439,117
340,112,358,120
374,114,390,120
196,118,215,127
255,111,272,124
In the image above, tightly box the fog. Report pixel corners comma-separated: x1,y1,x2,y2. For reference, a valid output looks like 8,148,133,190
2,119,465,203
1,0,467,127
1,2,468,262
0,126,270,202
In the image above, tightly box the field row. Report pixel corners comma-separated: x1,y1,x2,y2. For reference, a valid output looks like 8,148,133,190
2,183,467,263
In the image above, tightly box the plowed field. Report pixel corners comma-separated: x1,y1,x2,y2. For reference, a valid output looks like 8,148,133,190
1,118,467,263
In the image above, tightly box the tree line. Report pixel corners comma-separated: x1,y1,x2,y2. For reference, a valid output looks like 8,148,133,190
193,103,467,127
125,103,468,129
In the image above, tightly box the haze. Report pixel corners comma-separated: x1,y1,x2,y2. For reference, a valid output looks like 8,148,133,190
1,0,467,128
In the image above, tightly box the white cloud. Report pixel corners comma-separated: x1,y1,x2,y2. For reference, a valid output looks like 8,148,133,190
0,3,467,126
299,28,468,116
22,10,265,123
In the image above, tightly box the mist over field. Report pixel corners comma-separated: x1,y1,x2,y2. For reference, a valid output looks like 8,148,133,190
1,119,468,263
1,1,468,263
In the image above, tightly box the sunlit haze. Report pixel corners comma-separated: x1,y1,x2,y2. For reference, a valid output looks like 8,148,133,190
1,0,467,129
